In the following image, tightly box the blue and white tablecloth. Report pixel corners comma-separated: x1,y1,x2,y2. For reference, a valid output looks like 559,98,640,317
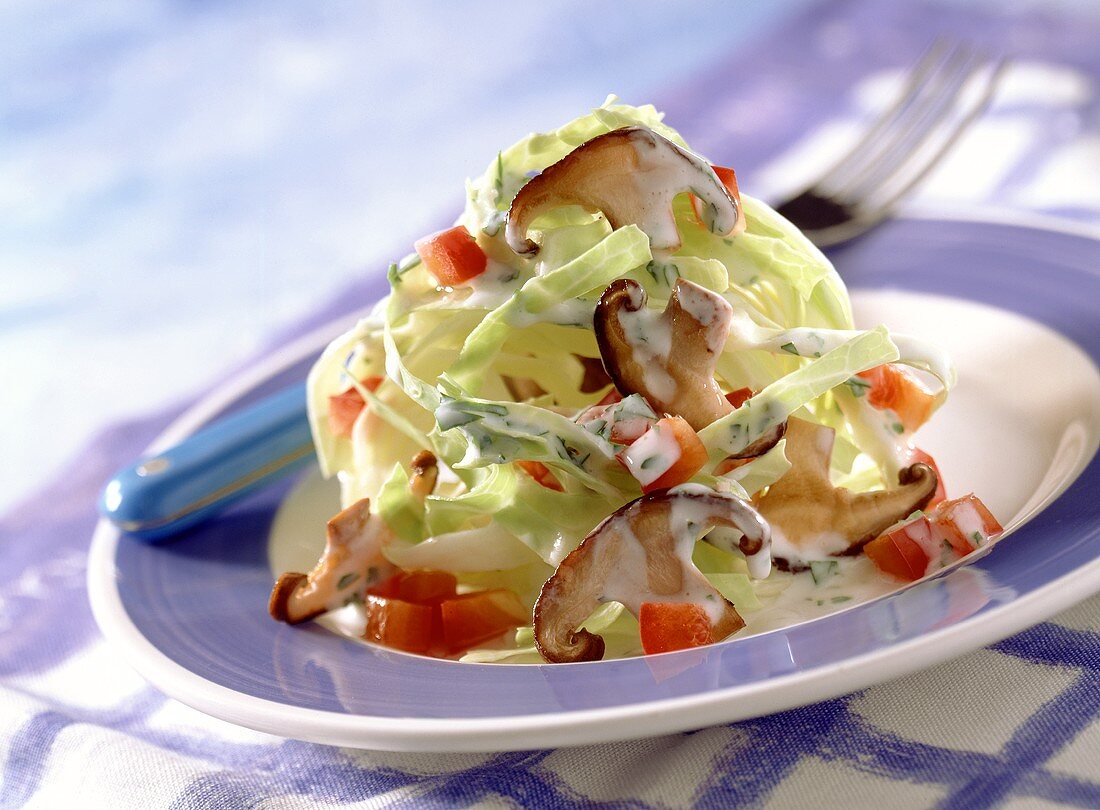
3,1,1100,807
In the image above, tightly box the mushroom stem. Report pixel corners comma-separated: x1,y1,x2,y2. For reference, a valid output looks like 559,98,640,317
505,126,739,255
533,487,768,663
754,418,938,561
269,497,393,624
269,452,440,625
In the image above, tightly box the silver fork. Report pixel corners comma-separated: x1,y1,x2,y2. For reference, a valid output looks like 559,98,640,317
775,41,1009,248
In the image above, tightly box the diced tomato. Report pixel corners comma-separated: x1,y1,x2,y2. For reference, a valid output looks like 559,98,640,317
865,493,1002,581
609,418,652,446
857,364,937,432
909,447,947,507
712,165,741,200
690,164,744,227
596,388,623,406
724,387,754,409
618,416,708,493
366,573,402,599
864,518,932,581
576,401,653,446
328,376,383,438
363,595,434,653
639,602,713,655
517,460,564,492
414,226,488,286
440,589,528,652
395,570,458,604
934,494,1003,555
369,570,459,603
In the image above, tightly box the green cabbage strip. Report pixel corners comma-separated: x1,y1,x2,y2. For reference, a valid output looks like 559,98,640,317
721,438,791,497
306,318,374,478
725,312,955,393
375,464,427,544
435,395,632,497
699,327,900,461
692,540,762,611
447,225,651,392
416,462,616,566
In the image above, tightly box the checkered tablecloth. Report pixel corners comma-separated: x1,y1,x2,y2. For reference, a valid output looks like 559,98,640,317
3,1,1100,807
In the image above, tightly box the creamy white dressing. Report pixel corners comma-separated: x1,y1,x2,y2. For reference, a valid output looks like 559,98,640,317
616,286,677,403
461,258,526,310
767,524,851,565
623,129,738,249
725,311,955,393
508,298,594,329
836,393,913,478
951,501,988,546
737,556,898,636
676,280,733,355
619,422,683,487
594,504,730,626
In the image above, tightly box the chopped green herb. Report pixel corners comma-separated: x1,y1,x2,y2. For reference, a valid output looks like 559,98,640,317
639,456,660,470
830,596,852,604
809,560,839,585
780,342,800,356
843,377,871,398
337,572,360,590
891,422,905,434
971,531,984,546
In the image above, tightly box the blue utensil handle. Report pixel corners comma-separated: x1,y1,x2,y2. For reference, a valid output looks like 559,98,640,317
99,382,314,543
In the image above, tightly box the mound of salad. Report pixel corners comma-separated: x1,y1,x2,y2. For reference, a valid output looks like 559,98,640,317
268,99,1003,663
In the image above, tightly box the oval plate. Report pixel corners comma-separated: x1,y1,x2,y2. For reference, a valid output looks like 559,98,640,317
88,214,1100,752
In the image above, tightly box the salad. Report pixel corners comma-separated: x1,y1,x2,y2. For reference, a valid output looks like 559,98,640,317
268,99,1003,663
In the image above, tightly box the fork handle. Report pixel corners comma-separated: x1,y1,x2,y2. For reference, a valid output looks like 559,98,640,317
99,383,314,543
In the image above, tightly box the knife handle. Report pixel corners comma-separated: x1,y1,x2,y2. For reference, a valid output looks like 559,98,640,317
99,382,314,542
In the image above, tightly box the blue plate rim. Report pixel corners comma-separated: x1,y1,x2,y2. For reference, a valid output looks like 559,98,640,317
87,210,1100,751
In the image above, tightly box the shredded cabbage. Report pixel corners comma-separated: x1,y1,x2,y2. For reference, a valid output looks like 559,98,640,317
305,98,955,661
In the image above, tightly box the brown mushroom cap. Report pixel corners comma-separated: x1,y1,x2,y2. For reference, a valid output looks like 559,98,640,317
533,487,768,663
505,126,739,255
593,277,785,463
753,418,938,560
595,278,731,431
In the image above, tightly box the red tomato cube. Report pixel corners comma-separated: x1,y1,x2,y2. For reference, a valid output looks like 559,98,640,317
618,416,707,493
864,517,933,581
933,494,1004,555
415,226,488,287
724,387,754,409
909,447,947,507
440,589,528,653
857,364,936,432
639,602,713,654
691,165,745,229
363,595,434,653
327,376,383,438
516,460,564,492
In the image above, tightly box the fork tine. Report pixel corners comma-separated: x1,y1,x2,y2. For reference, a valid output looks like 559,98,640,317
811,39,951,191
825,43,975,200
854,56,1010,218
